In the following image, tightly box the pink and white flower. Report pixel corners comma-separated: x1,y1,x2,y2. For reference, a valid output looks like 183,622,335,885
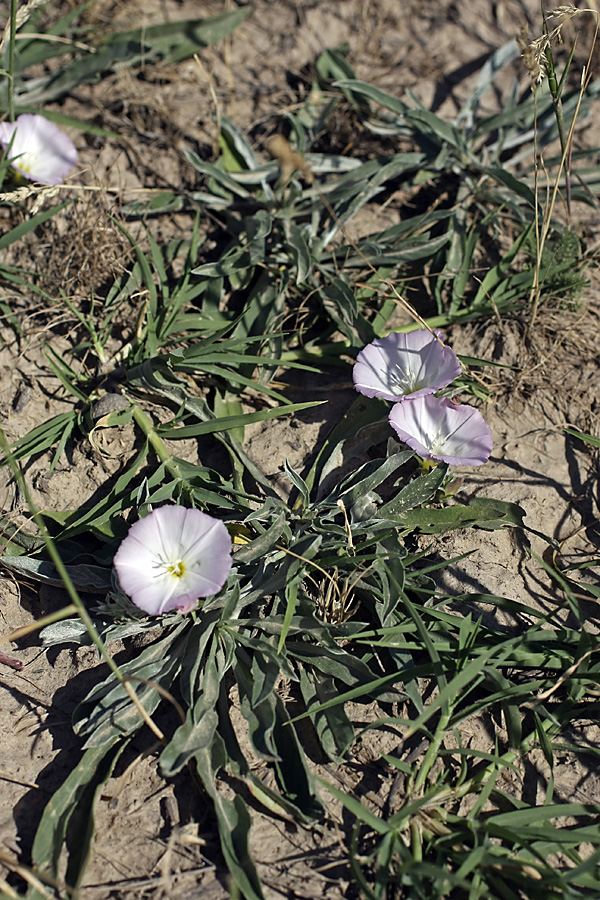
113,506,232,616
0,114,77,185
389,395,493,466
353,330,461,402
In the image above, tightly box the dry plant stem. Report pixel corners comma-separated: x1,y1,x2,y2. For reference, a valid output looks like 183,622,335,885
223,0,236,117
534,646,600,702
0,650,22,670
280,341,351,362
13,31,93,51
529,70,588,330
0,850,56,900
275,544,342,601
0,430,118,671
0,876,19,900
127,675,186,724
529,10,599,331
2,604,78,644
194,53,221,158
529,86,543,332
0,428,164,741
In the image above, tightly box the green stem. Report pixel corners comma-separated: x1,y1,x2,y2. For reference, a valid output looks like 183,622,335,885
413,711,451,793
410,821,422,862
8,0,17,121
129,399,187,487
130,401,172,464
544,45,567,158
453,713,556,802
544,41,572,224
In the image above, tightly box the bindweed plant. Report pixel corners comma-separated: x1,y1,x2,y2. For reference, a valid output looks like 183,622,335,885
3,324,597,899
2,5,600,900
134,30,598,343
10,406,521,900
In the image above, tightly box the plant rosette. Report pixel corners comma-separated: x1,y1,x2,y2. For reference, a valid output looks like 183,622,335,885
113,505,233,615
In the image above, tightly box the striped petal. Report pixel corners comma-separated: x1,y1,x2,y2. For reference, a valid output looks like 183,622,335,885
353,330,461,402
389,396,493,466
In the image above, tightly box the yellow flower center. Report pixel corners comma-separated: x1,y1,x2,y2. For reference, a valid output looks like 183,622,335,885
166,560,186,579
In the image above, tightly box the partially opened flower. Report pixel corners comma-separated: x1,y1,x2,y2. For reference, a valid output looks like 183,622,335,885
389,395,493,466
0,114,77,185
114,506,232,615
353,330,461,402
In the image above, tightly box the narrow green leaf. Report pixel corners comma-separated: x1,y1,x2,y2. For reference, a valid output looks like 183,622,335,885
489,803,600,828
194,736,266,900
564,427,600,448
32,741,125,883
157,400,322,439
0,202,69,251
378,464,448,518
317,775,389,834
287,669,404,724
332,79,410,116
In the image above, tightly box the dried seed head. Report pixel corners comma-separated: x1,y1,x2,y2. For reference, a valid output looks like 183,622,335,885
519,4,586,87
0,0,46,55
267,135,314,186
314,569,358,624
547,4,584,43
518,25,548,86
547,4,580,25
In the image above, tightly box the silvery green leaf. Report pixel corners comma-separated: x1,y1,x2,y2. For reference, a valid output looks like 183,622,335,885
457,39,520,132
40,619,89,646
333,79,410,116
1,556,112,593
219,116,259,169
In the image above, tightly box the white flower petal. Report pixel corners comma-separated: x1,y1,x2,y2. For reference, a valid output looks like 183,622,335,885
389,396,493,466
353,330,461,402
127,570,182,615
113,506,233,616
0,114,77,185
